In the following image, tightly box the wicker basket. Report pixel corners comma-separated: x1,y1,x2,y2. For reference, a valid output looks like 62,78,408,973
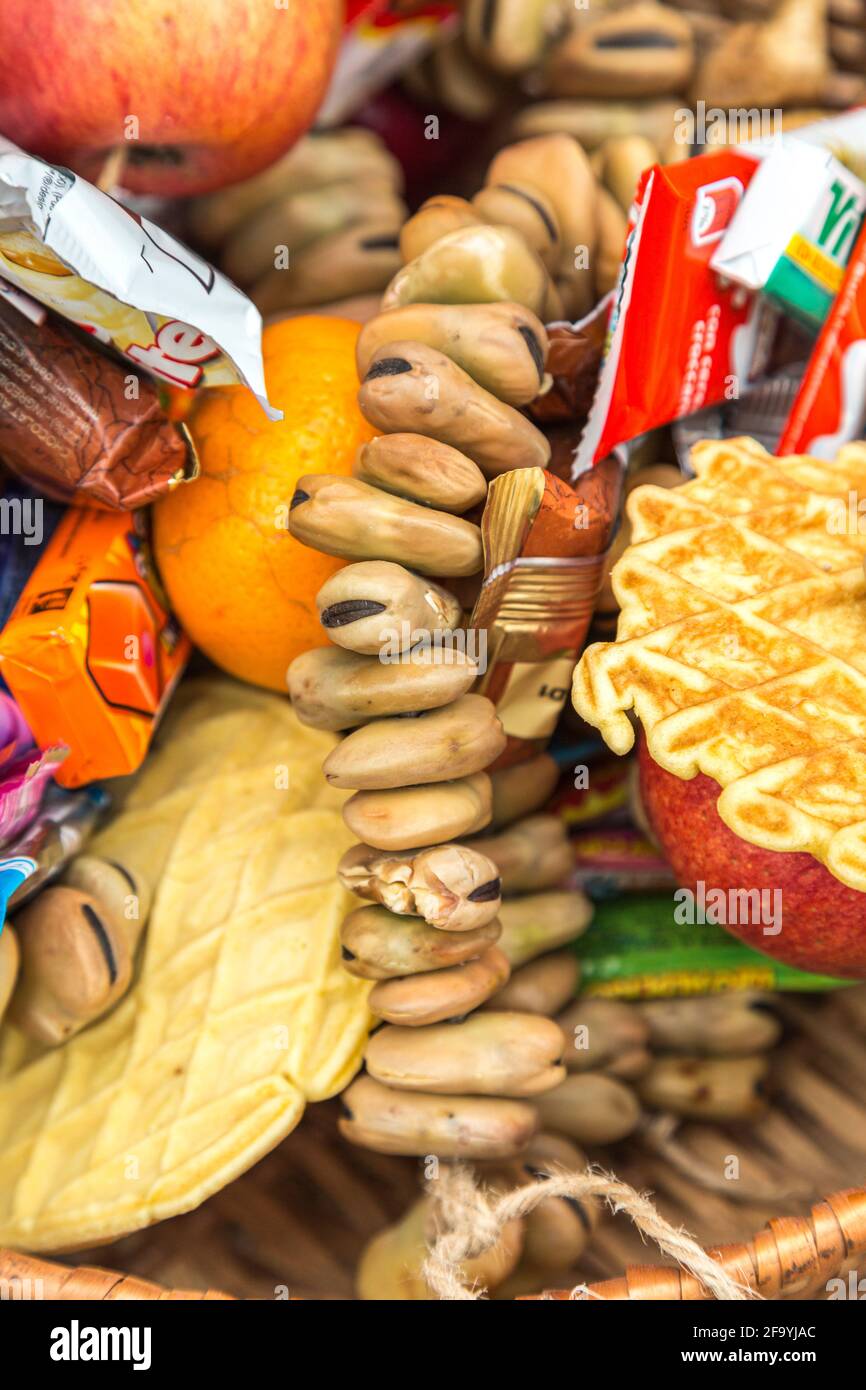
2,986,865,1300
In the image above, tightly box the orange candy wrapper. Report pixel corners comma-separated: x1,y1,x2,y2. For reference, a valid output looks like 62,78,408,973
0,509,189,787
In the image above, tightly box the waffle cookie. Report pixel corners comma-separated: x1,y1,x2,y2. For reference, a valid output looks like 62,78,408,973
573,437,866,894
0,678,372,1251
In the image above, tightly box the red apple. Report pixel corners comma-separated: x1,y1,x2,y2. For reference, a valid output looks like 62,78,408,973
0,0,343,196
638,736,866,979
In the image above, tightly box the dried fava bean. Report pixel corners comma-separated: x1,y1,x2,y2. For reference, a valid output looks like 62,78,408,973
0,924,19,1024
636,1054,770,1122
599,135,658,214
487,950,579,1015
470,814,572,893
188,129,403,247
288,645,479,731
381,224,551,318
341,904,501,981
63,854,152,933
464,0,567,73
595,187,629,297
604,1047,653,1082
486,1132,598,1269
522,1133,599,1269
343,772,493,851
534,1072,642,1144
9,886,136,1045
358,342,550,479
316,561,463,657
250,219,403,315
511,98,682,150
368,946,511,1025
338,843,502,931
430,35,506,123
544,2,695,99
356,303,550,407
489,754,560,828
354,434,488,513
497,891,593,968
485,135,599,288
472,182,560,269
290,475,483,576
637,993,782,1056
339,1074,538,1158
357,1194,522,1300
399,195,482,264
223,180,407,286
690,0,828,109
558,998,650,1073
366,1011,566,1097
323,695,506,791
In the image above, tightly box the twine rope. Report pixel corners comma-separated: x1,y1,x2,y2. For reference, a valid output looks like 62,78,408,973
422,1163,759,1302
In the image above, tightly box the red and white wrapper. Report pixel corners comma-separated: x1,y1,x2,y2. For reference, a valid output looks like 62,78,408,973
779,217,866,457
574,147,770,474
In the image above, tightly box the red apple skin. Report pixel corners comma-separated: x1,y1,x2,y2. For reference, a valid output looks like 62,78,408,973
0,0,343,196
638,736,866,979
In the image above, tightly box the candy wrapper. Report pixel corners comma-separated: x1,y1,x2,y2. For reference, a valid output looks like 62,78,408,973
0,854,36,936
568,828,676,899
0,298,197,509
712,142,866,329
0,508,189,787
0,136,276,417
576,894,850,999
548,756,631,828
470,460,622,768
574,146,770,472
318,1,458,126
4,784,107,911
577,109,866,471
0,691,30,761
779,216,866,457
528,299,610,429
0,745,66,848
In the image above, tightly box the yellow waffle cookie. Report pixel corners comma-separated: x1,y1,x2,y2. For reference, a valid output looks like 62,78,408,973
0,678,372,1251
573,437,866,893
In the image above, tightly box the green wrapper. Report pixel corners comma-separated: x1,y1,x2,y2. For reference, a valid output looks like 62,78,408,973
574,894,850,999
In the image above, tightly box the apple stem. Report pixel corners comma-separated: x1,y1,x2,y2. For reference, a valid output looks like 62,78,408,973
96,145,128,195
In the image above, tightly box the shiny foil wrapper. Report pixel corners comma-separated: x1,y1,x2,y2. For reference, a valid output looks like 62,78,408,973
0,299,197,510
470,459,622,768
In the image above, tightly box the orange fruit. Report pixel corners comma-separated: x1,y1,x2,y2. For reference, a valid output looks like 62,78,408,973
153,316,376,692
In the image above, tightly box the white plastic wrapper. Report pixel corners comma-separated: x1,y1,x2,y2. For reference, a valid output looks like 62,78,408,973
0,137,279,419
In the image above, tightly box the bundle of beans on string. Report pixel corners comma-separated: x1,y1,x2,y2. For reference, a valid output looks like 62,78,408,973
287,135,623,1178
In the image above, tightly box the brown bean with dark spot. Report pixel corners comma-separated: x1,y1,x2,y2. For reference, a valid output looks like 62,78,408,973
339,1074,539,1158
365,1011,566,1097
359,341,550,479
368,946,511,1026
343,773,493,851
323,695,506,791
341,904,501,981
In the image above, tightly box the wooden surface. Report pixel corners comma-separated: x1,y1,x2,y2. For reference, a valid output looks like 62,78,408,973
2,988,865,1300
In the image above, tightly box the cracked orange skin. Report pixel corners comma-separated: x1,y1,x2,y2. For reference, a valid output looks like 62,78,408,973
153,316,376,692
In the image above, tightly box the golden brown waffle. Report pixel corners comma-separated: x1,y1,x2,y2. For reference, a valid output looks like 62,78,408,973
573,437,866,891
0,678,372,1251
